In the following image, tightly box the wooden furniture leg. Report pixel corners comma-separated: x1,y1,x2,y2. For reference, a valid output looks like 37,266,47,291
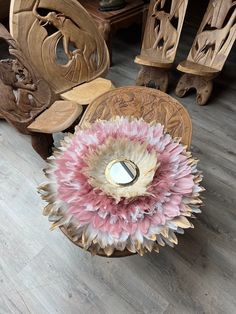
136,65,168,92
31,133,54,160
175,73,213,106
97,21,112,63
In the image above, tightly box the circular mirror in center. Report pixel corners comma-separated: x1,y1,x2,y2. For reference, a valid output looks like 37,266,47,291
105,159,139,187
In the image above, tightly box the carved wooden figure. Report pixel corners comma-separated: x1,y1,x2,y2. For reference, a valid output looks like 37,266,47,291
0,24,56,158
135,0,188,91
10,0,110,94
0,0,112,158
176,0,236,105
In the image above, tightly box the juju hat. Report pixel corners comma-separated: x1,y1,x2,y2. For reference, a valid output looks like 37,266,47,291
39,116,204,257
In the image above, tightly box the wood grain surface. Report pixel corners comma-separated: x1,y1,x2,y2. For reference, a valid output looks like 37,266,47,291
80,86,192,148
0,24,55,134
176,0,236,105
136,0,189,65
10,0,109,94
0,22,236,313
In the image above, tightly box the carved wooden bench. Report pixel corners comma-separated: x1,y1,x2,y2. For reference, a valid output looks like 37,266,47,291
176,0,236,105
0,0,113,158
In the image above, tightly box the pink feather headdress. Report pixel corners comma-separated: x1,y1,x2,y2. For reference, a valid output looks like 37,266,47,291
39,117,204,256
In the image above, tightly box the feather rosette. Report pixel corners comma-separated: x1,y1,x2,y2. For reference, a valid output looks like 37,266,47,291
39,117,204,256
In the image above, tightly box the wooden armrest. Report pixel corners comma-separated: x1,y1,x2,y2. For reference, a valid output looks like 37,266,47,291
61,78,115,105
27,100,83,134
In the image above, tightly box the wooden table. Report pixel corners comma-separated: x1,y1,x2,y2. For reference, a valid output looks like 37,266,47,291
79,0,148,63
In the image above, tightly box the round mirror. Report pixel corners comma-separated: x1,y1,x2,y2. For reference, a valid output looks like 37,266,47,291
105,159,139,187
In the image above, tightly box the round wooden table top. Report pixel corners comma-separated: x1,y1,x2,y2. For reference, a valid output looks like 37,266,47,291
61,86,192,257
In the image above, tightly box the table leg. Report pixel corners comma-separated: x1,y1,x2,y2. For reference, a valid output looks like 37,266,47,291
31,133,54,159
97,20,112,64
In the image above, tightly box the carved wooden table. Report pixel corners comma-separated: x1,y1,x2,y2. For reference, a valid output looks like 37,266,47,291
79,0,148,63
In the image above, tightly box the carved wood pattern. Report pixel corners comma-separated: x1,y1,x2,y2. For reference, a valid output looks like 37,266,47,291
136,0,188,66
136,65,169,92
187,0,236,71
80,86,192,149
10,0,110,94
175,73,213,106
176,0,236,105
0,24,54,134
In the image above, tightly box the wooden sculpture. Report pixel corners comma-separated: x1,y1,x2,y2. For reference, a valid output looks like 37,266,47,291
0,0,112,158
10,0,110,94
135,0,188,91
59,86,193,257
0,24,56,158
99,0,126,11
176,0,236,105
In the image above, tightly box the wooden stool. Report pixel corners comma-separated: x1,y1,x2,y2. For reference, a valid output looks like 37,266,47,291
135,0,188,91
79,0,148,63
176,0,236,105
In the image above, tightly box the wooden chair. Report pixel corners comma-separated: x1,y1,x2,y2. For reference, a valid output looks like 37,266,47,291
0,0,112,158
135,0,188,91
176,0,236,105
58,86,192,257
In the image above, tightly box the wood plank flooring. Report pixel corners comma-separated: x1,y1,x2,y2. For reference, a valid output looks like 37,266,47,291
0,24,236,314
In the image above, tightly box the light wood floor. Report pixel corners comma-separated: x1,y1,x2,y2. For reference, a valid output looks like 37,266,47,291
0,24,236,314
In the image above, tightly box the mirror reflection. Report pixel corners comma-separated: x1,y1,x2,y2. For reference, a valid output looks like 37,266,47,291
106,159,139,186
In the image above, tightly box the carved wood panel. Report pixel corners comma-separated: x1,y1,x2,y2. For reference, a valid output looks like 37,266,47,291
80,86,192,148
139,0,188,65
187,0,236,71
0,24,54,133
10,0,110,94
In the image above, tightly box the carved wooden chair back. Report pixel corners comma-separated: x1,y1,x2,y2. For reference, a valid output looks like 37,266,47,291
0,0,112,158
10,0,110,94
176,0,236,105
181,0,236,73
137,0,188,65
135,0,188,91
